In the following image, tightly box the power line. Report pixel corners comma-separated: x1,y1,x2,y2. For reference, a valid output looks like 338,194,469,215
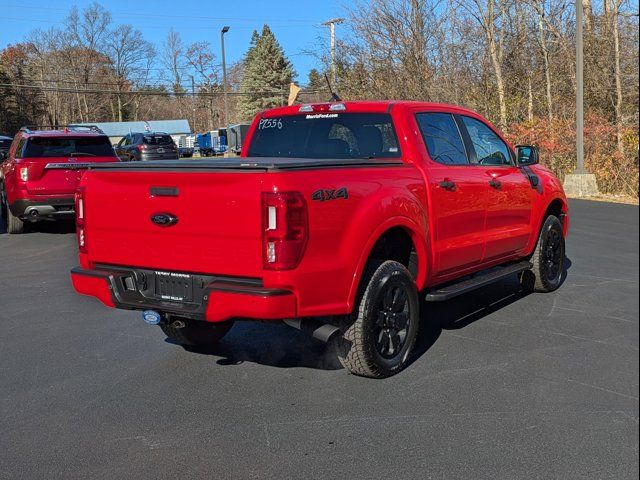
0,83,328,97
2,4,324,24
0,15,323,30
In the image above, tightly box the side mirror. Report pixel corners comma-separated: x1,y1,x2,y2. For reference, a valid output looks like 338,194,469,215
516,145,539,166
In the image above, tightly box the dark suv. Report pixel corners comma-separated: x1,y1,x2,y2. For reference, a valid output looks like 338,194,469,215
114,132,178,162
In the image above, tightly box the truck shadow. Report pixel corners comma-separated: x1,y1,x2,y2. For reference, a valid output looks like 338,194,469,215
173,258,572,373
174,322,343,370
0,217,75,235
407,256,571,369
27,220,76,234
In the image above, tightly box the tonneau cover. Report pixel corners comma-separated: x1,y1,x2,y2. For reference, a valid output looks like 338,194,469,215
88,157,404,171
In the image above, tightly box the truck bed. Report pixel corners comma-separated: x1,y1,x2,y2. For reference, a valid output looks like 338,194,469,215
88,157,404,172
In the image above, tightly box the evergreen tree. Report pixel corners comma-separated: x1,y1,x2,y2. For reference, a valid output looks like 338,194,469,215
306,68,325,91
238,25,294,120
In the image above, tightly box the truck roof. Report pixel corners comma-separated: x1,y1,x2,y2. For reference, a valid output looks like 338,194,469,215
261,100,479,117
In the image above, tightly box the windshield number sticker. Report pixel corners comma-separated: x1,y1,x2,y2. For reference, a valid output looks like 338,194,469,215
258,118,283,130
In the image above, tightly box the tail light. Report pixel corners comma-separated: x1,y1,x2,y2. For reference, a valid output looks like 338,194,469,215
262,192,308,270
137,144,147,151
19,167,29,182
75,187,87,253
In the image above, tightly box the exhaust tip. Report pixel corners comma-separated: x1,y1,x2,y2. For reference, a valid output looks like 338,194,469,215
283,318,341,343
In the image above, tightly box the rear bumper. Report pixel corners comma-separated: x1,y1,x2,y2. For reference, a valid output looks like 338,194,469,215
70,266,297,322
10,197,75,220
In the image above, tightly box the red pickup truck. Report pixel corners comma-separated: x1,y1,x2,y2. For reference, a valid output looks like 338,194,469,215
70,101,568,378
1,125,118,234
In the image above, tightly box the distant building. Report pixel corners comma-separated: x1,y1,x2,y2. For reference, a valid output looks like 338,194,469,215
74,120,191,145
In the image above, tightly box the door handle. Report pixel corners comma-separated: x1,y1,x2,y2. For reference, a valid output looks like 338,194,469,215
488,179,502,189
439,180,456,191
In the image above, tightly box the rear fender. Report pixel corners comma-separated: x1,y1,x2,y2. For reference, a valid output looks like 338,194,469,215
346,216,430,312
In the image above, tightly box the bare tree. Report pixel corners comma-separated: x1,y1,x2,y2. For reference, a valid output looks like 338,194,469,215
609,0,625,153
530,1,554,121
162,29,185,95
63,2,112,121
343,0,444,100
106,24,155,122
456,0,510,130
185,42,221,130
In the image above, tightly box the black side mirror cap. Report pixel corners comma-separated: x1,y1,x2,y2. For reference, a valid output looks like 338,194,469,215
516,145,539,166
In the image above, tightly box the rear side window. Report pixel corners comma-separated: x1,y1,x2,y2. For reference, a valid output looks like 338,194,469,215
23,136,116,158
247,113,401,159
461,116,512,166
416,113,468,165
143,135,174,145
0,139,12,149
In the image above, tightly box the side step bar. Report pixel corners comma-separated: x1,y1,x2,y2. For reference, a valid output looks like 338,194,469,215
425,261,532,302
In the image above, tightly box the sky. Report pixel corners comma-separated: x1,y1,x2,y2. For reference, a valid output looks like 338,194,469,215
0,0,346,81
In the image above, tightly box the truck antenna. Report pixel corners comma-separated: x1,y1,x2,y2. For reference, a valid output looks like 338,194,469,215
324,73,342,102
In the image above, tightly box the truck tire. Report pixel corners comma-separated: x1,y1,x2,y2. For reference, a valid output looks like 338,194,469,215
1,184,24,234
160,317,233,347
521,215,565,293
334,260,420,378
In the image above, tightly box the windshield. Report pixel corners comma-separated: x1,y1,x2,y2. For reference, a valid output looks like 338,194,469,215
143,134,174,145
247,113,401,159
23,136,116,158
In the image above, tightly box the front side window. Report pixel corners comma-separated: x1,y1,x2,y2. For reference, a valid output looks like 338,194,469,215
416,113,468,165
461,116,512,166
23,136,116,158
247,113,401,159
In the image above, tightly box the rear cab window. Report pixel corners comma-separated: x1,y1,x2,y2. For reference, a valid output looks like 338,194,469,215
415,113,468,165
23,136,116,158
247,113,401,159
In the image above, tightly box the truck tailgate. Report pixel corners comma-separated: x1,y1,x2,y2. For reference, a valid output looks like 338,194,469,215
83,170,264,277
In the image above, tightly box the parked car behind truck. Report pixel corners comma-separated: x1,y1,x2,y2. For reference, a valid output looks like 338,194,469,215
114,132,178,162
71,101,568,378
1,125,118,234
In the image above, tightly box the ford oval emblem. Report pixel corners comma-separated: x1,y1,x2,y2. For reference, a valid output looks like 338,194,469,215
151,212,178,227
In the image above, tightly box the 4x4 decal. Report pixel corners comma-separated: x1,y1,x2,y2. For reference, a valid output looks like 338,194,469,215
311,187,348,202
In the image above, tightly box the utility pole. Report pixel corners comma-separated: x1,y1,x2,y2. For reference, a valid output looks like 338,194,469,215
221,25,230,157
563,0,599,196
322,18,344,85
190,75,195,133
575,0,584,173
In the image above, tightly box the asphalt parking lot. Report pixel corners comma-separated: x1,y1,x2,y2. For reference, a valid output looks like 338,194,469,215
0,199,637,480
